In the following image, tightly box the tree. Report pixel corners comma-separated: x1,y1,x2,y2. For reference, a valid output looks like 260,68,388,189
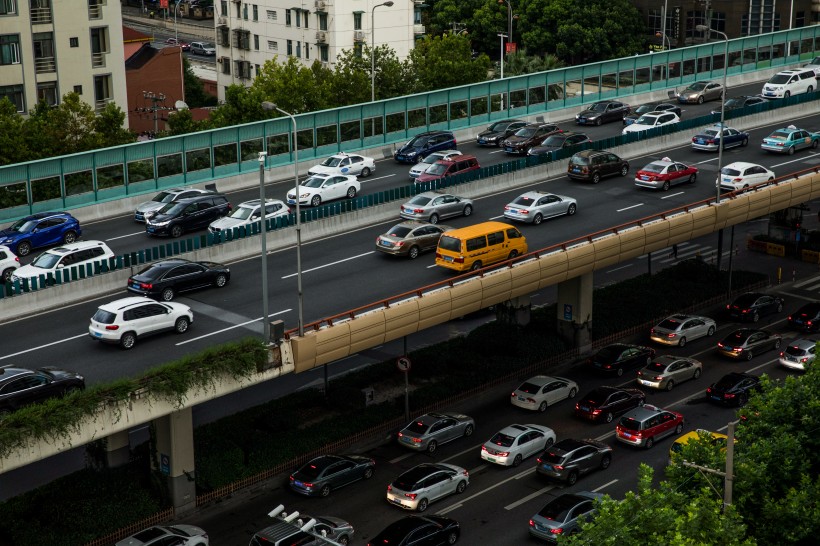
94,102,136,147
166,108,208,136
207,84,265,128
424,0,486,38
251,56,332,114
182,57,216,108
23,93,102,157
561,464,756,546
0,99,33,166
502,50,564,77
406,34,491,93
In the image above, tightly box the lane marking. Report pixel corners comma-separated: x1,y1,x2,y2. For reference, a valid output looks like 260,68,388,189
660,191,685,199
489,214,505,220
593,479,618,492
794,274,820,288
176,308,291,345
435,465,536,514
441,443,485,463
106,231,146,241
607,264,633,273
771,152,820,169
616,203,644,212
281,251,374,278
389,453,415,464
505,484,556,510
0,333,88,361
778,291,819,302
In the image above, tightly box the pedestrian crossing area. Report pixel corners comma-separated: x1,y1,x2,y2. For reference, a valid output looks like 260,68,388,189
793,273,820,294
639,241,734,265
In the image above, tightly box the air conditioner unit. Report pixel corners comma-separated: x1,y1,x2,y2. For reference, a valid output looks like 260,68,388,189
315,31,327,42
314,0,326,9
217,58,223,63
354,31,366,41
218,17,227,25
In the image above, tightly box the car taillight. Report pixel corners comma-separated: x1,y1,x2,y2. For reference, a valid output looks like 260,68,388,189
592,409,601,415
413,208,424,213
14,257,19,264
529,520,535,527
497,451,510,457
387,485,392,492
706,387,713,394
802,357,809,363
551,528,564,535
405,493,417,499
717,343,724,348
411,437,421,443
105,325,119,330
481,446,488,452
435,252,441,259
140,282,152,289
725,393,735,398
654,375,663,381
454,257,464,263
520,210,529,214
667,333,677,338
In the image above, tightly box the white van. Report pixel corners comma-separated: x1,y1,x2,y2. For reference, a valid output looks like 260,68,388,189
12,240,114,284
761,68,817,98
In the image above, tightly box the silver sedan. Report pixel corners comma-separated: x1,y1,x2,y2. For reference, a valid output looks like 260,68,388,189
650,314,716,347
677,80,724,104
503,191,577,225
637,355,703,391
399,191,474,224
397,411,475,454
510,375,579,411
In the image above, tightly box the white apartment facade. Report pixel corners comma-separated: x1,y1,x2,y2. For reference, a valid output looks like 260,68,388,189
0,0,127,122
214,0,426,102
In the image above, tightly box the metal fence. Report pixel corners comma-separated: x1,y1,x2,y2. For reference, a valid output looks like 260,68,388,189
2,26,819,222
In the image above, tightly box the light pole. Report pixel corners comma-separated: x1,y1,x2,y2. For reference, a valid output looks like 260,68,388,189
660,0,668,51
257,151,270,342
499,0,513,43
261,102,303,338
371,1,394,103
174,1,180,44
697,24,728,205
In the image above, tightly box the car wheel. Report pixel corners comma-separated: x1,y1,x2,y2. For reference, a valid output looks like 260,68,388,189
463,424,474,437
737,393,748,406
456,480,467,494
600,454,612,470
745,350,754,361
616,367,624,377
697,95,705,104
620,165,629,177
363,467,374,479
567,204,577,216
776,302,783,312
752,311,759,323
605,412,614,424
338,536,350,546
693,368,702,379
120,332,137,350
462,204,473,217
346,187,357,199
592,172,601,184
214,274,228,288
175,317,190,334
645,437,655,449
688,173,697,184
666,380,675,392
407,246,420,260
16,241,31,256
788,145,795,155
170,224,184,238
161,287,175,301
508,250,518,260
784,91,791,98
809,85,814,94
813,140,819,150
774,339,782,349
538,401,548,412
741,137,749,147
662,180,670,191
311,195,322,207
429,213,439,224
446,531,458,545
417,498,429,512
320,484,331,497
675,423,684,434
2,268,14,282
568,387,577,399
533,213,543,225
543,437,554,450
567,471,578,485
470,261,482,271
427,440,438,454
415,155,425,164
360,167,371,177
512,454,523,467
707,325,715,336
678,337,686,348
596,118,603,126
62,230,78,244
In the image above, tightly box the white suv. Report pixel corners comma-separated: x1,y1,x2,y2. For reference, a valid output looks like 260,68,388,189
0,245,20,282
89,297,193,350
761,68,817,98
12,240,114,285
208,199,290,235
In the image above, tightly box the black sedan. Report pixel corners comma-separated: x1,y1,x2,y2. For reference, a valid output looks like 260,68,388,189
716,329,782,361
289,454,375,497
711,95,766,114
787,301,820,332
367,515,459,546
706,372,761,406
574,386,646,423
527,132,591,157
127,258,230,301
624,102,681,125
475,119,527,147
575,100,631,125
0,367,85,416
588,343,655,376
726,292,784,322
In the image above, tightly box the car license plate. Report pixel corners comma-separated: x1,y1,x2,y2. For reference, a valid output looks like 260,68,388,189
380,240,391,247
765,92,775,96
578,119,587,124
505,147,514,153
390,497,403,506
93,331,102,338
712,395,722,401
509,209,519,214
696,138,705,144
572,167,581,173
147,227,155,232
594,362,603,368
486,456,496,463
541,464,553,471
641,175,649,180
622,432,632,438
478,138,486,144
579,405,590,412
401,436,414,444
517,396,526,401
293,480,304,487
444,256,454,263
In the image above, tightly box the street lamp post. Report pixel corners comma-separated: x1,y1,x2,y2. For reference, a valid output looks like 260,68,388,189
257,151,270,343
697,25,728,205
499,0,513,42
261,102,304,338
370,1,394,103
661,0,668,50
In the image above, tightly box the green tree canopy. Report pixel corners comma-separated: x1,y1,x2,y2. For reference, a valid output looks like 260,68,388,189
406,34,491,93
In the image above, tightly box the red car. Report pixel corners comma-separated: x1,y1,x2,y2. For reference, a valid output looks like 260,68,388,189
165,37,190,52
634,157,698,191
615,404,684,449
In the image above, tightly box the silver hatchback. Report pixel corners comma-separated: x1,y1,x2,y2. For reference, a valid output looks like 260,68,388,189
386,463,469,512
397,411,475,454
399,191,474,224
778,338,817,371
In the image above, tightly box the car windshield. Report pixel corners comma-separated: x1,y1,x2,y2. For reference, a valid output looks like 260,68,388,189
406,136,426,147
386,226,412,238
407,196,432,206
703,129,720,138
404,421,430,434
725,99,744,108
303,177,326,188
595,346,622,361
590,102,609,112
426,163,449,175
157,202,186,215
514,127,536,137
724,332,751,344
657,318,681,329
421,154,442,165
584,390,610,404
714,376,740,389
769,74,790,84
489,432,516,447
539,450,564,464
645,361,668,372
229,206,256,220
152,191,177,203
785,345,808,357
91,309,116,324
7,219,37,233
635,116,658,126
733,294,758,306
721,167,742,177
437,235,461,252
635,105,654,114
642,163,666,173
570,155,591,166
319,156,344,167
537,496,578,520
30,252,61,269
512,196,536,207
488,121,511,131
540,135,565,147
517,381,541,394
297,462,325,480
202,43,215,49
685,82,707,91
619,417,642,431
767,131,790,140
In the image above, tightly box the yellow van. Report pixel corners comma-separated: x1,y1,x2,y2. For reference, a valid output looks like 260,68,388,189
435,221,528,272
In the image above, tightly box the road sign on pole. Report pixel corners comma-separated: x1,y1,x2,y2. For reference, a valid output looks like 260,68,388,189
397,356,411,372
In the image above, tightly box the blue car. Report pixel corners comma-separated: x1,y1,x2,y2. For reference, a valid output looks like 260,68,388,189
691,124,749,152
0,212,82,257
761,125,820,155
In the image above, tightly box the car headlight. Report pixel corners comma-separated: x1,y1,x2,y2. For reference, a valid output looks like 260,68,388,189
300,192,312,198
406,151,417,157
150,220,171,227
575,114,581,119
587,114,598,119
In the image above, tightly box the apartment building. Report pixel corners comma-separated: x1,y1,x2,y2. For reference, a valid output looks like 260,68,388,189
213,0,426,102
0,0,127,123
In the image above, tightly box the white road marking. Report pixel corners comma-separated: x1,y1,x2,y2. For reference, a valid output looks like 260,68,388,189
794,274,820,288
771,152,820,169
436,465,536,514
617,203,644,212
593,479,618,492
0,333,88,361
607,264,633,273
106,231,146,241
489,214,506,220
441,443,485,463
176,308,291,345
389,452,415,464
660,191,685,199
696,157,719,164
281,252,374,278
504,484,556,510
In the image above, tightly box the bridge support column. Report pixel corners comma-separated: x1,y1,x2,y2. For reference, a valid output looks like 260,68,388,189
153,407,196,515
495,295,531,326
556,272,593,351
104,430,131,468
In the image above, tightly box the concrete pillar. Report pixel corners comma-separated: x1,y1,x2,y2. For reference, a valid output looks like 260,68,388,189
495,295,531,326
104,430,131,468
153,407,196,515
556,272,593,351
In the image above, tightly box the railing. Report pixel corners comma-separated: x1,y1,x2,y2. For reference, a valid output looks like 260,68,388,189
88,2,103,19
29,6,52,24
91,52,105,68
94,98,111,112
33,56,55,73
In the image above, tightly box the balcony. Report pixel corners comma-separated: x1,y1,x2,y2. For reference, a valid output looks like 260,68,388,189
413,24,425,35
34,56,56,73
94,98,112,112
88,2,103,19
30,7,53,24
91,52,105,68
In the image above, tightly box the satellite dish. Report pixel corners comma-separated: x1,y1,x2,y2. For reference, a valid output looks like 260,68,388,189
175,100,189,110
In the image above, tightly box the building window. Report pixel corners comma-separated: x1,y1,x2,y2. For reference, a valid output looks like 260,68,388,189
69,36,78,47
93,74,111,108
0,0,17,16
32,31,55,73
319,44,328,62
217,24,229,46
232,28,251,50
287,39,292,55
0,34,20,65
318,13,327,31
0,84,24,112
90,27,108,67
254,34,259,50
29,0,51,24
795,11,805,28
685,10,706,38
221,0,227,17
242,4,247,20
266,9,276,20
267,40,277,50
220,57,230,74
255,63,260,75
252,4,258,21
296,41,301,57
353,41,362,58
304,12,308,29
234,60,251,79
305,42,309,60
285,9,291,26
36,81,58,106
353,12,362,31
73,84,82,94
295,10,300,27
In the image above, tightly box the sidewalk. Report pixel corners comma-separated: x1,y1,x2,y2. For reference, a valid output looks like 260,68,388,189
121,4,215,40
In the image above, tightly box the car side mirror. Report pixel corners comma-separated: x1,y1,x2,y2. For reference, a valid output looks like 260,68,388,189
251,214,260,220
57,263,64,268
